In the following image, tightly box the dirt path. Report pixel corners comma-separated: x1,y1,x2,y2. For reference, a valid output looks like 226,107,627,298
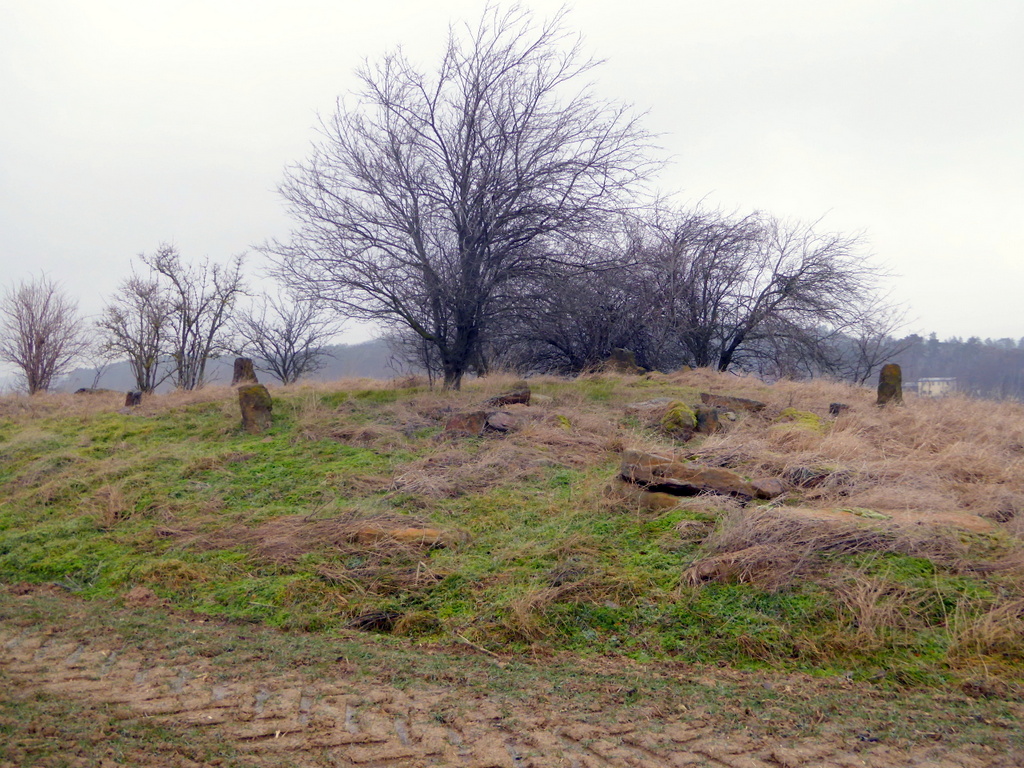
1,589,1021,767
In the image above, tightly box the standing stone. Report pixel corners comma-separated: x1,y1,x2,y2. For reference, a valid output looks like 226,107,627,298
238,384,273,433
232,357,259,386
876,363,903,407
606,348,644,374
124,391,142,407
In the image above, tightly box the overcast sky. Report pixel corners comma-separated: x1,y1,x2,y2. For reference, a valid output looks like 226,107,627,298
2,0,1022,351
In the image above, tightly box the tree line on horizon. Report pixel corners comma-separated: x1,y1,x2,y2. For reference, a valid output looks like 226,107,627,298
1,5,929,395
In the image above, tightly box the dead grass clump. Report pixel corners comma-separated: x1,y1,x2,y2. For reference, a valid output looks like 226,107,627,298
951,598,1024,663
322,423,406,449
0,390,126,422
11,451,87,489
828,574,925,648
949,485,1024,522
88,484,132,528
392,442,549,498
120,385,239,418
673,494,745,519
685,507,978,589
162,511,461,599
503,580,605,642
683,544,801,589
838,484,951,513
516,416,615,467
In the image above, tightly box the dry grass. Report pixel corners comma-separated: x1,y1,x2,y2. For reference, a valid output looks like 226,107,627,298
0,389,126,421
951,598,1024,663
683,373,1024,526
683,505,984,589
165,510,459,564
829,574,926,648
87,484,132,529
502,579,607,642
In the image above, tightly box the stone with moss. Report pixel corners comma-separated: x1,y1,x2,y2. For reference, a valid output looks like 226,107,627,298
238,384,273,434
661,400,697,437
876,363,903,406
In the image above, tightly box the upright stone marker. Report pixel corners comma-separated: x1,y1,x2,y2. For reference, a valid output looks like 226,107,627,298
238,384,273,433
232,357,258,385
606,348,644,374
876,363,903,407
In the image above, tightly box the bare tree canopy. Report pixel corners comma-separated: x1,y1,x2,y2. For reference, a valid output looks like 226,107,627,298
646,212,881,372
97,271,174,393
0,276,89,394
268,4,658,388
140,244,246,391
233,293,343,384
498,206,902,378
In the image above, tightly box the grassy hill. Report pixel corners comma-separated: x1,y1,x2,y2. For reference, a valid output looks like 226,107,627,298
2,369,1023,693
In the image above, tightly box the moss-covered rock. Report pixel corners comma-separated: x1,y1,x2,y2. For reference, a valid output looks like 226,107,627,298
661,401,697,435
877,363,904,406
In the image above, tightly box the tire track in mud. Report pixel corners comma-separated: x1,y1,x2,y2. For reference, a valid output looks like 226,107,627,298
0,627,1016,767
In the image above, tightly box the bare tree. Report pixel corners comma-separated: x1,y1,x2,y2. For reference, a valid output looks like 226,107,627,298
140,244,246,390
97,271,174,393
268,4,657,389
0,276,90,394
634,210,886,373
821,297,911,384
494,207,898,379
233,293,343,384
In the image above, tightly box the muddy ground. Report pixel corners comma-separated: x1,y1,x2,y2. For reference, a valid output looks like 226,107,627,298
2,585,1022,768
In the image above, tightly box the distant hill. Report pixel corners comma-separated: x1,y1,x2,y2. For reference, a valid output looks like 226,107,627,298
56,338,401,392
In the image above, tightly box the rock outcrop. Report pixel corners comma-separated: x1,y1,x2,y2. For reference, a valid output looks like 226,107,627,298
699,393,766,413
487,382,531,407
619,449,756,500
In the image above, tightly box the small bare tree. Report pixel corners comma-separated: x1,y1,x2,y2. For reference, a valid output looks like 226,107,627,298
140,244,246,390
0,276,90,394
233,293,343,384
824,297,911,384
97,271,174,393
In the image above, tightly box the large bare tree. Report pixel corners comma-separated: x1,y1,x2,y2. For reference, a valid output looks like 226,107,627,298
0,276,90,394
268,5,657,388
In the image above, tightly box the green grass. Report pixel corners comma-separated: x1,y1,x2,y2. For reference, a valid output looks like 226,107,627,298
1,377,1023,692
3,585,1023,757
